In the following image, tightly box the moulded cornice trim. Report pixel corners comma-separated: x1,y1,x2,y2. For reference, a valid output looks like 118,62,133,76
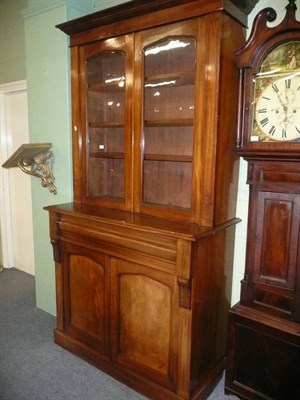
21,0,93,20
0,80,27,94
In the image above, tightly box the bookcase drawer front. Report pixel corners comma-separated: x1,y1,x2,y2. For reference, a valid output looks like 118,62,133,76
57,215,180,273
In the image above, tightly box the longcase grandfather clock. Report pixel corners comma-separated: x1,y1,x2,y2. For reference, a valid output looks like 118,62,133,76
225,1,300,399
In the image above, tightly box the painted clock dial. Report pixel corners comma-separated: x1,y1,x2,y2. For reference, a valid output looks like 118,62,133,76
251,40,300,142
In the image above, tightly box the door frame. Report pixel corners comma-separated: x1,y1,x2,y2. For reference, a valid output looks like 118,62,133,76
0,80,27,269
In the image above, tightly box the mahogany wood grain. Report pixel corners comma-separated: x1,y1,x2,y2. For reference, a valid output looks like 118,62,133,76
44,1,258,399
70,47,81,205
239,161,300,321
46,204,239,399
226,4,300,399
225,304,300,400
56,0,251,45
110,257,179,390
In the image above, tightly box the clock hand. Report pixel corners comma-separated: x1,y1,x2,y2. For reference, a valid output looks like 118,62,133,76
272,85,292,109
284,89,289,105
271,107,280,114
278,110,295,127
273,89,291,128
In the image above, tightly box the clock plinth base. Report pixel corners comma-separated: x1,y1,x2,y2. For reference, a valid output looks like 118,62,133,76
225,304,300,400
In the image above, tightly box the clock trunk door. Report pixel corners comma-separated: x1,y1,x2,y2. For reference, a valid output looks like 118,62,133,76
244,190,300,320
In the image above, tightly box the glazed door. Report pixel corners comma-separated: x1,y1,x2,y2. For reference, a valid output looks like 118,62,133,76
76,34,134,210
110,257,180,392
61,242,110,356
133,18,205,223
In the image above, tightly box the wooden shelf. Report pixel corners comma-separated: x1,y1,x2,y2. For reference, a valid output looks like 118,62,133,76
144,119,193,127
145,71,194,86
88,82,125,93
89,122,124,128
90,153,192,162
90,152,124,159
144,154,192,162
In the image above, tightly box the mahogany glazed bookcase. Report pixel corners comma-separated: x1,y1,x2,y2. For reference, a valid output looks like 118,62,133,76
45,1,258,399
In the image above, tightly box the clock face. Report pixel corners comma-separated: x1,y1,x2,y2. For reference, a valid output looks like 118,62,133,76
251,41,300,143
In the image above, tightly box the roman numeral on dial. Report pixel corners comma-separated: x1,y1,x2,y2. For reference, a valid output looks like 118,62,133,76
260,117,269,127
254,75,300,141
269,126,276,136
285,79,291,89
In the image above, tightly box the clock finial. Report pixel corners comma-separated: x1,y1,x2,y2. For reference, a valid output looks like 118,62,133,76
287,0,297,12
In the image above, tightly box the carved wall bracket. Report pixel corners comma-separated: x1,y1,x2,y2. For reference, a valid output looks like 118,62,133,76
2,143,57,194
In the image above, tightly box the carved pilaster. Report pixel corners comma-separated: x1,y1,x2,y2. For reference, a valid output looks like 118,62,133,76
51,239,61,264
178,278,191,309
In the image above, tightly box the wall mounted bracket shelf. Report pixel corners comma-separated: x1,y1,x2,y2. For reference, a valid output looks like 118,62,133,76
2,143,57,194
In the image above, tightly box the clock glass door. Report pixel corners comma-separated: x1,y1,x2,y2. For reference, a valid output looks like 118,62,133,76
251,41,300,143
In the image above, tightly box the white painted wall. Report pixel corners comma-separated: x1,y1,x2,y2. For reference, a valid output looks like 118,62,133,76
0,81,35,275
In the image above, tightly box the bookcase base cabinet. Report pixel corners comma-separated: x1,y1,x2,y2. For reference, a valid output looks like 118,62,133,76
46,203,239,400
225,304,300,400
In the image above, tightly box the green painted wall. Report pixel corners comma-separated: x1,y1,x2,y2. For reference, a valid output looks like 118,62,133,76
23,0,94,314
94,0,126,11
22,0,126,314
0,0,27,84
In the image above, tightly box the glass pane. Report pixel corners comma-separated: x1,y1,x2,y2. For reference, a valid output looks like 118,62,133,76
88,158,124,199
144,126,193,157
89,127,124,155
143,161,192,209
144,38,196,77
144,84,194,121
86,51,125,199
251,41,300,143
142,37,196,210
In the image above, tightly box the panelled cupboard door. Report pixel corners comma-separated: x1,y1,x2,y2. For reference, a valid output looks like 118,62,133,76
244,191,300,321
110,257,180,392
61,243,110,356
76,34,134,210
133,19,202,222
